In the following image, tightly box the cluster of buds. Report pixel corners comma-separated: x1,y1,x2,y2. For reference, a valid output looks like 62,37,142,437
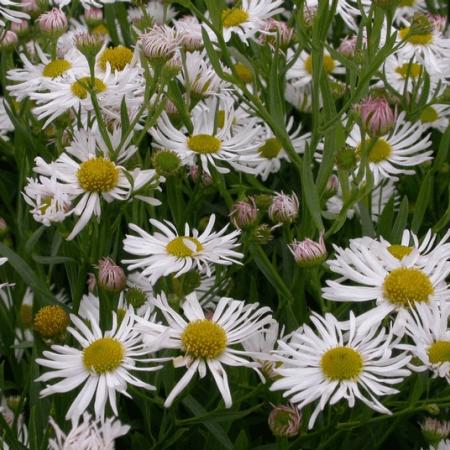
96,257,127,293
37,8,68,36
268,404,302,438
357,95,396,137
268,192,299,224
229,197,258,229
259,18,293,49
289,233,327,268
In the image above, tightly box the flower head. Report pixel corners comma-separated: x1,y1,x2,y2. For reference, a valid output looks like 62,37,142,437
357,96,396,137
37,8,68,35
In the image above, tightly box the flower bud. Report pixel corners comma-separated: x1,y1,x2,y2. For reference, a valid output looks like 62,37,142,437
87,272,96,292
21,0,39,15
421,418,450,445
335,146,357,171
0,217,8,239
268,192,299,224
10,20,29,35
259,18,293,49
324,175,339,198
140,24,180,65
97,257,127,292
74,32,104,59
289,233,327,267
152,149,182,176
427,14,447,33
251,224,274,245
357,96,396,137
229,198,258,229
0,30,18,50
268,404,301,438
84,7,103,27
188,164,213,186
37,8,68,36
34,305,69,339
302,5,316,27
174,16,203,52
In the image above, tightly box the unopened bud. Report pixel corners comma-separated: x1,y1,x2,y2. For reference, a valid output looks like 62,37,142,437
268,404,301,438
10,20,29,35
152,149,182,176
84,7,103,27
251,224,274,245
74,32,104,59
0,218,8,239
268,192,299,224
259,18,293,49
421,418,450,445
325,175,339,198
357,96,396,137
174,16,203,52
37,8,68,36
140,24,180,65
97,257,127,292
0,30,18,50
87,272,96,292
229,198,258,229
188,164,213,186
427,14,447,33
289,233,327,267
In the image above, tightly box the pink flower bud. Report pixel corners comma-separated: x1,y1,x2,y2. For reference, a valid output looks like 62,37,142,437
96,257,127,292
188,164,212,186
357,96,396,137
229,198,258,229
10,19,29,34
140,24,180,63
325,174,339,198
84,7,103,26
174,16,203,52
421,417,450,445
289,233,327,267
268,404,301,438
338,35,366,58
0,30,18,49
87,272,96,292
21,0,39,14
259,18,293,48
427,14,447,33
37,8,68,36
268,192,299,224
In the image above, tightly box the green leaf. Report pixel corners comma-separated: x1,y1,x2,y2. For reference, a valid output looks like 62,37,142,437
182,396,234,450
32,255,76,265
411,171,433,233
390,196,409,243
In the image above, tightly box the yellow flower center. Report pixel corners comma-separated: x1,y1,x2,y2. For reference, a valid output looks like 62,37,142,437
234,63,253,84
394,62,423,79
98,45,133,71
187,134,222,154
71,77,107,99
383,267,434,306
388,245,413,260
221,8,249,28
42,59,72,78
258,138,282,159
166,236,203,258
420,106,439,124
427,340,450,364
399,27,433,45
83,337,125,374
304,55,336,75
20,304,33,328
320,347,363,381
34,305,69,338
181,319,227,359
363,139,392,163
77,157,120,193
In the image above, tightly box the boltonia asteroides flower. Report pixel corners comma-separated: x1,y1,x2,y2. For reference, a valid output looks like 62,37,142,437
401,300,450,381
150,99,262,175
122,214,243,284
322,234,450,331
36,310,162,422
31,128,161,240
271,311,411,429
136,292,273,407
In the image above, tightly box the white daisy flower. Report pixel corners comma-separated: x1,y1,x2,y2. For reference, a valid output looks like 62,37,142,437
30,64,141,127
419,103,450,133
346,111,433,184
401,300,450,381
322,235,450,331
128,0,176,26
393,0,427,25
270,311,411,429
174,15,203,51
286,48,345,89
49,413,129,450
36,310,162,422
0,0,29,26
136,292,273,407
325,178,398,222
23,176,73,226
7,45,88,101
150,99,262,175
304,0,370,31
205,0,284,44
382,53,446,95
396,18,450,73
250,116,311,181
122,214,243,284
32,128,161,240
284,82,314,113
